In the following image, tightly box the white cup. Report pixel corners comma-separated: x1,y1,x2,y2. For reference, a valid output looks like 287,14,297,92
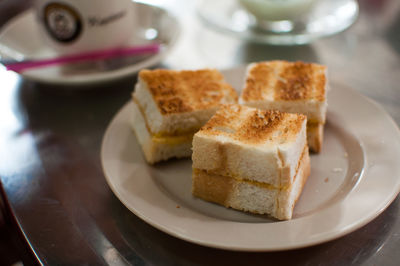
34,0,135,54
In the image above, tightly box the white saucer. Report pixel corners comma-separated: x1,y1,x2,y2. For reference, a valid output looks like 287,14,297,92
101,66,400,251
197,0,359,45
0,3,180,85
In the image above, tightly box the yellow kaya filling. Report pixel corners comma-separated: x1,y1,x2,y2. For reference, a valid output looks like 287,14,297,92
152,133,194,145
193,145,307,191
151,128,198,138
193,168,293,191
133,97,198,145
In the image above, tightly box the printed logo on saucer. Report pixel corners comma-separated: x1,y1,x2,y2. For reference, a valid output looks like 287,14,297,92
44,3,82,43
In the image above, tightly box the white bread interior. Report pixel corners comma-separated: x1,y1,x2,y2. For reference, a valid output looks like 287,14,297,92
192,105,307,187
131,101,193,164
192,145,310,220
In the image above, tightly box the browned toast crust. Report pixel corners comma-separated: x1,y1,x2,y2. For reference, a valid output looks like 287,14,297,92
139,69,238,115
241,61,326,102
198,104,306,145
307,122,324,153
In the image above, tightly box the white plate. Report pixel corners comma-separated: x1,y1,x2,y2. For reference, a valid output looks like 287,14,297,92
101,66,400,251
197,0,358,45
0,2,180,85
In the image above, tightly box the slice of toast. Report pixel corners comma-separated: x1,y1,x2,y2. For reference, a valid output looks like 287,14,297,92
133,69,238,136
239,61,327,152
192,104,310,220
192,104,307,187
131,68,238,163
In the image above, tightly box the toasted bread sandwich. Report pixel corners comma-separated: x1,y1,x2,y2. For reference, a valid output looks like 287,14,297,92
192,104,310,220
131,69,238,164
239,60,327,152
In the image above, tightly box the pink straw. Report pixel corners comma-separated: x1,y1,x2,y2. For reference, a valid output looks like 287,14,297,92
4,43,161,73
